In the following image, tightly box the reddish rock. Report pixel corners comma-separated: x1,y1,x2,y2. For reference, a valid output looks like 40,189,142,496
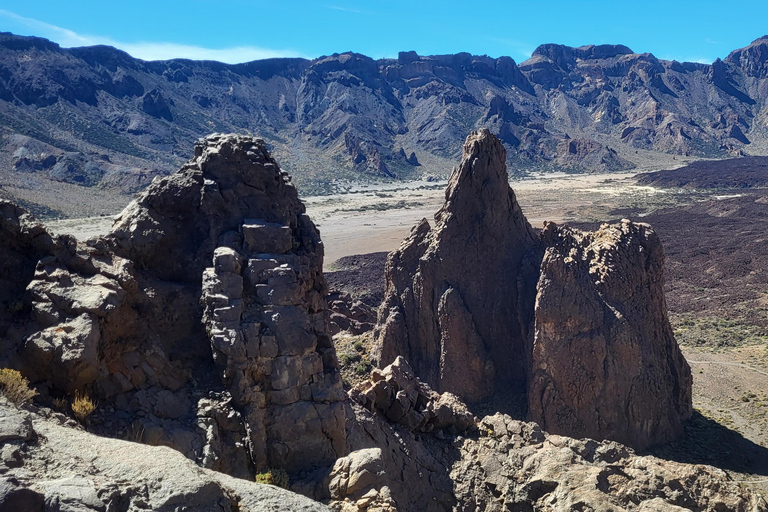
528,221,693,450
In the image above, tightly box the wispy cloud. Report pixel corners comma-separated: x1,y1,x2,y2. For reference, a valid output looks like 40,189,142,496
705,37,721,45
659,54,713,64
326,5,363,14
0,9,304,63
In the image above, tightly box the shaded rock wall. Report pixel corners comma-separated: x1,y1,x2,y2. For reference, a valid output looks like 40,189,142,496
373,129,537,402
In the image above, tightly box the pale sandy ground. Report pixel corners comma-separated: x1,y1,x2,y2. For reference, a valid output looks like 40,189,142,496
307,171,687,265
683,345,768,495
47,171,699,266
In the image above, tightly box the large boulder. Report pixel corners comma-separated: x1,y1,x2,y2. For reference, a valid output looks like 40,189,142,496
373,129,537,403
0,399,329,512
528,221,692,450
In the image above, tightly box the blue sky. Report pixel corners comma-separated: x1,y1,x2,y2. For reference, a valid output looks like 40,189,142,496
0,1,765,64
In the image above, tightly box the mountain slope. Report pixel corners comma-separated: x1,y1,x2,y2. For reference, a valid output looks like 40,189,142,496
2,32,768,207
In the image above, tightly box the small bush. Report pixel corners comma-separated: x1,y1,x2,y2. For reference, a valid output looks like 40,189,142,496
72,391,96,421
52,397,69,412
0,369,37,405
256,468,289,489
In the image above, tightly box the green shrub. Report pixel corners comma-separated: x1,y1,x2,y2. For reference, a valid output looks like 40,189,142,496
256,468,289,489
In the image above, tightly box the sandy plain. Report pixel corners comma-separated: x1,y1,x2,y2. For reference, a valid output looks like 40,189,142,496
48,171,702,267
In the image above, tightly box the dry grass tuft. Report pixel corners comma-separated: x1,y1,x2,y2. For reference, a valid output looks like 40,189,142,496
72,391,96,422
52,397,69,412
0,368,37,405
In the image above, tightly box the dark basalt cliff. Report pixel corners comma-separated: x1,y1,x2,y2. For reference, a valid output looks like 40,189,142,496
3,33,768,203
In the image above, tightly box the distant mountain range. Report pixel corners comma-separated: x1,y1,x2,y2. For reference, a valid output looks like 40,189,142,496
2,31,768,196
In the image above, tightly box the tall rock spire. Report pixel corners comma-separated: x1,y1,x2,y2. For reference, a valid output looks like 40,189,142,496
373,129,537,402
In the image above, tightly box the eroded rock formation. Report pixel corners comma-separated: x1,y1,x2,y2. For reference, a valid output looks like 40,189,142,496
332,398,764,512
2,131,765,511
349,356,476,434
529,221,692,450
373,129,537,402
374,129,692,450
3,134,346,479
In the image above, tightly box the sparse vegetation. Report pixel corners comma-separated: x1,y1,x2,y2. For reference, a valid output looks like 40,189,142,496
72,391,96,422
335,332,375,388
255,468,289,489
52,397,69,412
0,368,37,406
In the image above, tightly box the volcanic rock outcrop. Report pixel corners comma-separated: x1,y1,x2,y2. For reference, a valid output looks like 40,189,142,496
350,356,476,434
529,221,693,450
2,134,346,477
373,129,692,450
373,129,537,403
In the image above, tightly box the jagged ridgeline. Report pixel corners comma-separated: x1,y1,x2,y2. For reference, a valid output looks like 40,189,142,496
0,134,764,510
3,32,768,200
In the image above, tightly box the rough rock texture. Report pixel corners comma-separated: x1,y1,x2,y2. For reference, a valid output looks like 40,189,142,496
3,134,346,479
0,201,60,347
0,399,329,512
329,400,765,512
327,291,377,335
373,129,692,450
529,221,692,451
447,413,765,512
349,356,476,434
373,129,537,403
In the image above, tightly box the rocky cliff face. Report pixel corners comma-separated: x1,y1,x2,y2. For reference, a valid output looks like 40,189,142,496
374,129,692,450
5,32,768,206
2,134,346,479
529,221,692,450
373,129,537,402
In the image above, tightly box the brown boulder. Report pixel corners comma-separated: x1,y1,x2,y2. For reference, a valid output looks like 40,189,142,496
350,356,476,434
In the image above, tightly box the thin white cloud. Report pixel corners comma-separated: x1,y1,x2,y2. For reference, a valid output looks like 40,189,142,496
0,9,305,63
659,54,713,65
326,5,363,14
705,37,721,45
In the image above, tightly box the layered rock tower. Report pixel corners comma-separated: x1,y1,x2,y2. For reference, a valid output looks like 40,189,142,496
3,134,346,475
374,129,692,449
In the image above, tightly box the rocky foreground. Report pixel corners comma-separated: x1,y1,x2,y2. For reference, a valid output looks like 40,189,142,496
0,132,765,510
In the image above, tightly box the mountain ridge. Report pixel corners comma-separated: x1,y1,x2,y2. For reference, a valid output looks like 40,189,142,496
2,31,768,207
